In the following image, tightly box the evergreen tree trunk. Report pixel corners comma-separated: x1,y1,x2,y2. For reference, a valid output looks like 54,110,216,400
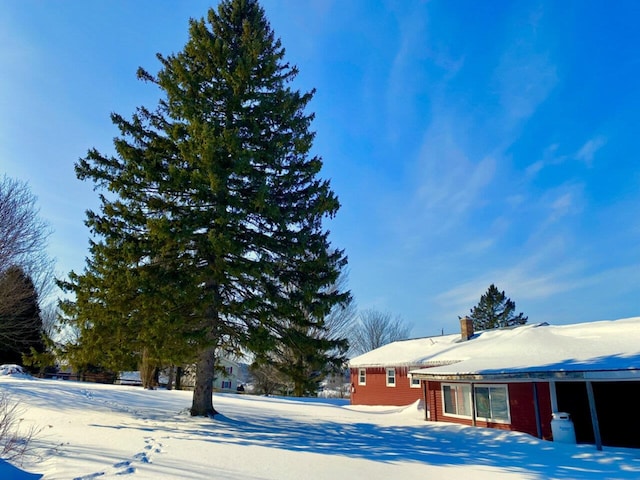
166,365,175,391
140,348,156,389
175,366,183,391
190,346,217,416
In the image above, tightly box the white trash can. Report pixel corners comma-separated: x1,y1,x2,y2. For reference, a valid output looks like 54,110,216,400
551,412,576,444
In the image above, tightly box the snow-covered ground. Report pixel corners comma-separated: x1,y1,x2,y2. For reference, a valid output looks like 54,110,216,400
2,375,639,479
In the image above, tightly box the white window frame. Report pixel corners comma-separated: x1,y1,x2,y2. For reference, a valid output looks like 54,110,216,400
409,374,421,388
474,384,511,424
441,383,472,419
386,368,396,387
358,368,366,386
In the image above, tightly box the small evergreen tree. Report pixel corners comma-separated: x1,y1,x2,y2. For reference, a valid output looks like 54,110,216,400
253,272,353,397
0,266,45,367
465,284,528,331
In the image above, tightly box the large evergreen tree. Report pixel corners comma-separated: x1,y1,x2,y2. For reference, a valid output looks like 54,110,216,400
63,0,347,416
465,284,528,331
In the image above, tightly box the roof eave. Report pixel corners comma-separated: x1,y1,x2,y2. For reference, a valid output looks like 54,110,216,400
410,368,640,382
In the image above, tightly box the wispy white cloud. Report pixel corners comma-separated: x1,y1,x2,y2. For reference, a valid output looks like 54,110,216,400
525,143,566,177
489,7,558,137
538,183,584,227
403,6,559,238
433,242,583,318
526,136,607,177
494,50,557,123
385,8,429,133
0,13,38,144
385,5,465,142
575,135,607,166
525,160,545,177
410,112,497,235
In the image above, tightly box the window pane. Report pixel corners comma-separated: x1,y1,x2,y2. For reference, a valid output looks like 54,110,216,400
458,385,471,416
443,386,455,414
475,387,490,418
490,387,509,421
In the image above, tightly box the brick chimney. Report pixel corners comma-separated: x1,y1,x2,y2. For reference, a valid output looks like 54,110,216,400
460,316,474,341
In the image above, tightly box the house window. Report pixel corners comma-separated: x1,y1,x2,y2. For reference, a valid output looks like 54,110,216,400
221,380,232,389
358,368,366,386
410,375,421,388
474,385,510,423
225,366,233,375
386,368,396,387
442,383,472,417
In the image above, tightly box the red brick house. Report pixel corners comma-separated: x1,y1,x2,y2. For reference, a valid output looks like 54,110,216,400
349,335,460,406
350,316,640,449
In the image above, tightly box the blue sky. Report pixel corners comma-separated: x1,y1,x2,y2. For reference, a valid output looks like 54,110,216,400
1,1,638,337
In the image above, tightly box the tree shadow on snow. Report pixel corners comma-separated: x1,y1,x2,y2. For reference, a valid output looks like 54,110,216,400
92,407,640,479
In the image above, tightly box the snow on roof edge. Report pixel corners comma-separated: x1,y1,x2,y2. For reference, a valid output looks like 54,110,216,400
349,317,640,371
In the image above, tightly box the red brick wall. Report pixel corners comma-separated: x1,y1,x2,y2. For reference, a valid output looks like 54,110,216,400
350,367,424,406
426,381,553,438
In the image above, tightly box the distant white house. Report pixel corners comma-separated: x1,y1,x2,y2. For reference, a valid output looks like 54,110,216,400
117,356,244,392
213,357,243,392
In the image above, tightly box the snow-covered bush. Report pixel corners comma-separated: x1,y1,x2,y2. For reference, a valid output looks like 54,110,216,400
0,365,27,376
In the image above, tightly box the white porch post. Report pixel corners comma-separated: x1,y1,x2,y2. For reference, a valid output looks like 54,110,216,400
585,381,603,451
549,380,558,413
533,382,542,439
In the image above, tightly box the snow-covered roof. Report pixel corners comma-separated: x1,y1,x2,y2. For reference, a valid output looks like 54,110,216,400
349,333,463,368
351,317,640,381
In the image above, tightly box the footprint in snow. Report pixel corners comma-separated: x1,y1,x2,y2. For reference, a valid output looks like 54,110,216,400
73,473,105,480
131,437,165,464
115,466,136,475
80,389,94,400
74,459,137,478
74,438,163,479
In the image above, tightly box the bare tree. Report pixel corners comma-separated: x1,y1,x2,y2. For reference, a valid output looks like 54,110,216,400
349,309,412,356
0,176,53,362
0,176,51,276
249,362,291,396
323,272,358,345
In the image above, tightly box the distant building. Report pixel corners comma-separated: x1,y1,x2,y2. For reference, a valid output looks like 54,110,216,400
117,356,245,392
213,357,243,392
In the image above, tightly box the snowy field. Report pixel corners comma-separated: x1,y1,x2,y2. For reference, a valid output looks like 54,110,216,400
2,375,639,480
